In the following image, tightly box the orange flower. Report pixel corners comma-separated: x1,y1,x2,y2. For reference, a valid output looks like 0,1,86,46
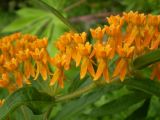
0,73,9,88
113,44,134,81
4,58,18,71
50,54,65,88
93,43,112,82
107,15,124,26
31,48,49,80
90,27,105,42
55,32,87,70
76,42,95,79
14,71,23,88
0,33,52,91
50,68,64,88
112,58,127,81
24,60,35,79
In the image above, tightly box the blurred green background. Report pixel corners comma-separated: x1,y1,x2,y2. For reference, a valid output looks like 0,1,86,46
1,0,160,120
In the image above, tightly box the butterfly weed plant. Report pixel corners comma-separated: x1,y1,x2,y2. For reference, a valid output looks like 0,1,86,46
1,11,160,120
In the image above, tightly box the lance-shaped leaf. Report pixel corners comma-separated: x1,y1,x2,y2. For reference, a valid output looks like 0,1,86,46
124,78,160,97
36,0,76,31
0,86,54,120
133,49,160,69
125,98,150,120
90,92,147,117
54,83,123,120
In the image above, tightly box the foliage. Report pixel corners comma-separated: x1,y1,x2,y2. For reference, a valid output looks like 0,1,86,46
1,0,160,120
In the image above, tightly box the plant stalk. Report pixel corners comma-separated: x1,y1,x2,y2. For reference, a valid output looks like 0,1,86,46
55,77,119,102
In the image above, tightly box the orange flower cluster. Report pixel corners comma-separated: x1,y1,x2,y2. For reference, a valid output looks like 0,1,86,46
52,11,160,87
1,11,160,90
0,33,51,92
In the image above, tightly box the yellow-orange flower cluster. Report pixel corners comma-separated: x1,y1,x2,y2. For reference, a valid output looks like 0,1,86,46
52,11,160,86
1,11,160,90
0,33,51,92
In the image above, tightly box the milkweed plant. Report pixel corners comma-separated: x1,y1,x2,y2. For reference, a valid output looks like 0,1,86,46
1,11,160,120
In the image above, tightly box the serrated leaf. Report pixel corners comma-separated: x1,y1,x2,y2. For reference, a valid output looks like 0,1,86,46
133,49,160,69
54,83,123,120
90,92,147,117
0,87,55,120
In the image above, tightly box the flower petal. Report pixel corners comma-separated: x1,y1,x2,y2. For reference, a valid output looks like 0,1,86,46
88,62,95,78
58,71,64,88
113,58,125,77
80,58,89,79
40,64,47,80
103,66,110,83
119,62,127,81
15,71,23,87
94,59,105,80
50,69,60,86
75,52,82,67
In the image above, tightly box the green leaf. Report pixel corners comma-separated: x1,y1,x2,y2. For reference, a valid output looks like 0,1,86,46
17,8,47,18
41,21,55,40
90,92,147,117
9,105,45,120
36,0,76,31
0,88,9,99
133,49,160,69
54,83,123,120
22,17,51,35
124,78,160,97
9,106,33,120
0,86,54,120
2,16,45,33
125,98,150,120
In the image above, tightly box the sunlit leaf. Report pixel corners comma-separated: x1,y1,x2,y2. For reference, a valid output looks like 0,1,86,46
2,16,45,33
36,0,76,31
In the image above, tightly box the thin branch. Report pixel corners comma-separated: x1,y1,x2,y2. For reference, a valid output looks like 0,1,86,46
55,77,119,102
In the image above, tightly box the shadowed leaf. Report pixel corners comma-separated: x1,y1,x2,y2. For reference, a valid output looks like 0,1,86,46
133,49,160,69
90,92,147,117
0,87,54,120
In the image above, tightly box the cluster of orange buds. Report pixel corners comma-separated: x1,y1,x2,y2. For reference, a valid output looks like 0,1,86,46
52,11,160,87
0,33,51,92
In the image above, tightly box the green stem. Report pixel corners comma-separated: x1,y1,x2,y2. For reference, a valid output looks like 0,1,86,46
55,77,119,102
